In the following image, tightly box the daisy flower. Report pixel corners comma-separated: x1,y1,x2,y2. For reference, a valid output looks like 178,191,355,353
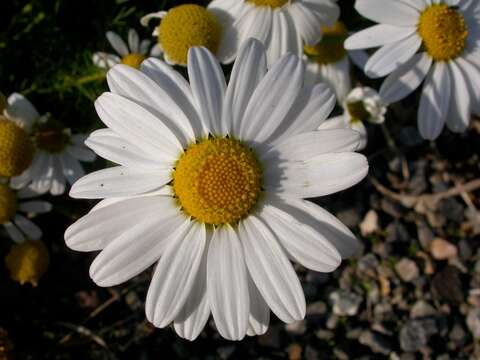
345,0,480,140
93,29,153,70
141,4,227,66
207,0,340,66
319,87,387,150
3,95,96,196
65,39,368,341
0,183,51,243
304,21,368,102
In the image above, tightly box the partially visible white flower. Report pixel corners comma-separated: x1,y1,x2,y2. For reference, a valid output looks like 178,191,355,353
93,29,153,69
206,0,340,66
141,4,228,66
3,95,96,196
304,21,368,102
345,0,480,140
319,87,387,149
0,183,51,243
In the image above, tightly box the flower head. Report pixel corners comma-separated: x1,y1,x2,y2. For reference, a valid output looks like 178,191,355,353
345,0,480,139
93,29,153,70
319,87,387,149
66,39,368,341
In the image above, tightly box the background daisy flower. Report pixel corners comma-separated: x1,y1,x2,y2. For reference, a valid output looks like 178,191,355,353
141,4,228,66
319,86,387,150
345,0,480,140
207,0,340,65
93,29,153,70
65,39,368,341
0,184,51,243
11,114,96,196
0,94,35,178
304,21,368,102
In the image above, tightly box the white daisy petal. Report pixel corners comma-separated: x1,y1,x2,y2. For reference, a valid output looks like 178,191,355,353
208,226,249,341
239,53,304,142
141,58,206,138
269,83,336,144
14,214,42,240
240,215,306,323
85,129,166,169
265,152,369,198
355,0,421,26
418,62,451,140
106,31,129,57
65,196,176,252
345,24,416,50
66,145,96,162
258,199,342,272
90,213,190,287
61,153,85,186
127,29,139,53
4,222,25,243
92,52,121,69
174,234,211,341
146,222,207,328
5,93,40,130
69,165,171,199
19,201,52,214
445,61,471,133
246,273,269,336
107,64,196,146
262,129,361,163
270,196,362,259
187,47,227,135
380,52,432,104
365,34,422,78
94,92,183,162
288,2,323,46
223,39,267,136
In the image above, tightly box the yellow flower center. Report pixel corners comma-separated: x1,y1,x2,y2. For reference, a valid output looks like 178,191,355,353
417,4,468,61
0,118,34,178
121,53,147,69
0,184,17,224
247,0,288,8
159,4,222,66
173,138,263,226
346,101,370,123
5,240,49,287
304,22,348,65
33,118,70,153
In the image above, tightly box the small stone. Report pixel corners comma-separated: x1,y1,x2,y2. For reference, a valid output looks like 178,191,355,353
359,330,393,355
306,301,327,316
395,258,419,282
329,290,363,316
360,210,379,236
315,329,334,340
467,308,480,338
305,346,319,360
417,220,435,250
288,343,302,360
401,318,438,352
385,221,410,243
432,266,464,304
357,254,379,277
410,300,437,319
326,314,339,329
449,323,466,347
285,320,306,335
430,238,458,260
